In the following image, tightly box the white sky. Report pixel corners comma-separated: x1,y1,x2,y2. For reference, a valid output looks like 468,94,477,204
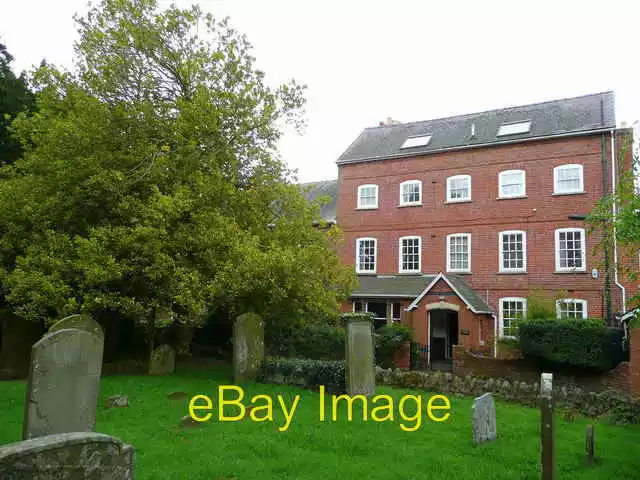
2,0,639,183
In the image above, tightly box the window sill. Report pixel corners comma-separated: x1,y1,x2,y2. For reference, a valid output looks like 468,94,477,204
552,191,585,196
398,203,422,208
496,195,527,200
444,200,472,205
554,270,587,274
497,271,527,274
398,271,422,275
447,271,472,275
355,207,379,211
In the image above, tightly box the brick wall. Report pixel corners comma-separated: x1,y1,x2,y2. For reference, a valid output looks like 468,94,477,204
631,329,640,397
338,134,626,318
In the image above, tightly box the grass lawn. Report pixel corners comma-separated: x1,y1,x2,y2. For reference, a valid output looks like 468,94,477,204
2,365,640,479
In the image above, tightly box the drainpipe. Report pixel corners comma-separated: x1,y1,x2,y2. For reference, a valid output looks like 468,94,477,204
492,313,498,358
611,129,627,315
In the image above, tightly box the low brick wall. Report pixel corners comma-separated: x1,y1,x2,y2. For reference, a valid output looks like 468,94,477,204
631,329,640,397
452,344,637,395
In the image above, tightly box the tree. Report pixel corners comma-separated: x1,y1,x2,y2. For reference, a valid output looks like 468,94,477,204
587,132,640,310
0,39,35,164
0,0,356,360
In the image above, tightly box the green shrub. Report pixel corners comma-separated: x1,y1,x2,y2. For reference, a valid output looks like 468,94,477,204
374,323,413,369
261,357,345,393
265,323,345,360
518,318,625,370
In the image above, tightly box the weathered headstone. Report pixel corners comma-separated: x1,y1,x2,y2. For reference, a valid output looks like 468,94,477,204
472,392,497,445
585,424,595,465
149,344,176,375
179,415,201,428
167,391,189,400
540,372,555,480
23,328,104,440
0,432,134,479
232,313,264,382
344,314,375,396
49,314,104,341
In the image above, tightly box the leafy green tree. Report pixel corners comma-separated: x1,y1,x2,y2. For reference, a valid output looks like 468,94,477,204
588,135,639,309
0,39,35,164
0,0,355,360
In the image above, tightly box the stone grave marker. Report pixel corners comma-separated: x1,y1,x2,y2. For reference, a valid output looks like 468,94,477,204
49,314,104,341
472,392,497,445
149,344,176,375
233,313,264,382
0,432,134,479
105,395,129,409
540,372,555,480
23,328,104,440
585,424,595,465
344,314,375,396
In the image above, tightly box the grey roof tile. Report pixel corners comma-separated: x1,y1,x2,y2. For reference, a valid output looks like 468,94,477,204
337,91,615,164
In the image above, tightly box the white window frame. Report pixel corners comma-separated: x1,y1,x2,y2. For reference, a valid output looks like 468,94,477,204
357,184,379,209
498,169,526,198
499,297,527,338
497,121,531,136
355,237,377,273
446,233,471,273
553,164,584,195
398,236,422,273
555,228,586,272
399,180,422,206
556,298,588,319
499,230,527,273
446,175,471,202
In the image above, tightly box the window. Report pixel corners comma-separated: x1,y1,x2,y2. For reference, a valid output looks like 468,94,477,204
447,233,471,272
400,135,432,149
497,121,531,136
356,238,377,273
446,175,471,202
399,180,422,205
499,170,526,198
499,231,526,273
556,299,588,319
366,301,388,329
353,301,363,312
357,184,378,209
392,303,401,321
555,228,586,272
553,164,584,194
499,298,527,338
399,236,421,273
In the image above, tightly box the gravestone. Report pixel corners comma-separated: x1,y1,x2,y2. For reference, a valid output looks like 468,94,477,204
105,395,129,409
149,344,176,375
49,314,104,341
344,314,375,396
472,392,497,445
232,313,264,382
23,328,104,440
540,372,555,480
585,424,595,465
0,432,134,479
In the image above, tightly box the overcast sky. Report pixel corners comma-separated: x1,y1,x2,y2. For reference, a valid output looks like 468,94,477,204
2,0,639,183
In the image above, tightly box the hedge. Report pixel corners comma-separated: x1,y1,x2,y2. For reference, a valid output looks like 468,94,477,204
374,323,413,368
518,318,625,371
260,357,346,393
265,323,345,360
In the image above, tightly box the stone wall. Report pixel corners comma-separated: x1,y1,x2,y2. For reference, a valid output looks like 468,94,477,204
0,432,134,479
452,344,636,396
376,367,640,424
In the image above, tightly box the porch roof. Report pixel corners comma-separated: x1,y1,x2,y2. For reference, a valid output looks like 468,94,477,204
352,273,494,314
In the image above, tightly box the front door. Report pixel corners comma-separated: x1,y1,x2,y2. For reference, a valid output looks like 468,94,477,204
429,309,459,362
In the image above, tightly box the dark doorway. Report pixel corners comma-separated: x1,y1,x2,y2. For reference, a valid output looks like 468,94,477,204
429,309,459,362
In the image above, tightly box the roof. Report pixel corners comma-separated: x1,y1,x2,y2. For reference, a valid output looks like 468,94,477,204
352,273,494,314
337,91,616,165
299,180,338,221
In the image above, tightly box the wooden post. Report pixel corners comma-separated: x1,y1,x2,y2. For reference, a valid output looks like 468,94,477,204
585,425,595,465
540,372,555,480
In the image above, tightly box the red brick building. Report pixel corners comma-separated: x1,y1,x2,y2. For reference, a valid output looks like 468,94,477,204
307,92,637,364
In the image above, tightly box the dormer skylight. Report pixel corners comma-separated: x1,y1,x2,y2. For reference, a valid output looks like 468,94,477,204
400,135,432,149
497,121,531,136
